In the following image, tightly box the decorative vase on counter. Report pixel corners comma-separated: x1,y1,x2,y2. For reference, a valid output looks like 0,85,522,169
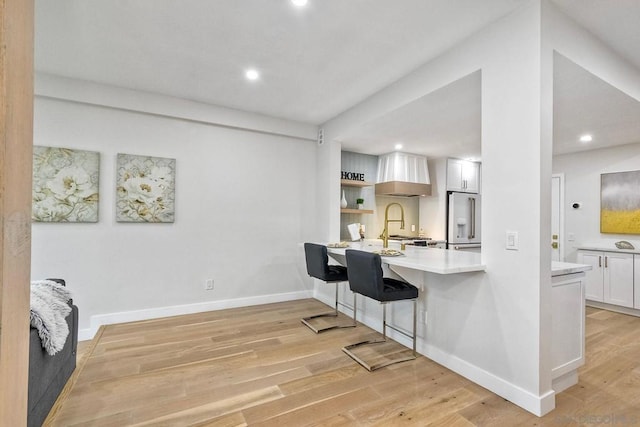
357,203,364,210
340,190,348,209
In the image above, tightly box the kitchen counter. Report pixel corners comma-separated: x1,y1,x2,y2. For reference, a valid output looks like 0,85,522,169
551,261,592,276
577,243,640,254
327,242,589,277
325,241,485,274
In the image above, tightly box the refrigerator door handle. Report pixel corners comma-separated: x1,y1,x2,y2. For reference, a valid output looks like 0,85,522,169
473,198,476,239
468,197,475,239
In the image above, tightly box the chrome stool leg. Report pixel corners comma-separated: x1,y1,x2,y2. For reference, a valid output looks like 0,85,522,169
342,298,417,371
301,282,356,333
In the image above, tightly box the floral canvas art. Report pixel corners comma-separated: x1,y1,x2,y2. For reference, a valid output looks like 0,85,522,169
116,153,176,223
32,146,100,222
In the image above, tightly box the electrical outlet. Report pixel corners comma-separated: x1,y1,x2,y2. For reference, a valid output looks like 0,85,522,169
205,279,214,290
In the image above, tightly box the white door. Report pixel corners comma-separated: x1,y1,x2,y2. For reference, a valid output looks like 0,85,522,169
551,174,564,262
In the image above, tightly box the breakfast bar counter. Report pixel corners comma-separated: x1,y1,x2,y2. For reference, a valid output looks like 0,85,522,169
325,241,486,275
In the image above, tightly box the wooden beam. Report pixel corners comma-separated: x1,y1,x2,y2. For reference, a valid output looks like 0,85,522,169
0,0,34,425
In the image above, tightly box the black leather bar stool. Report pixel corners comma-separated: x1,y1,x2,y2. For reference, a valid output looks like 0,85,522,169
301,243,356,333
342,249,418,371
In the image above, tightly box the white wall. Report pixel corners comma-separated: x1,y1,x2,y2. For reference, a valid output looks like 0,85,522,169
553,143,640,261
32,76,319,339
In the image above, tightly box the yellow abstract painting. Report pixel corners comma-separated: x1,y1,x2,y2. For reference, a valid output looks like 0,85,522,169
601,171,640,234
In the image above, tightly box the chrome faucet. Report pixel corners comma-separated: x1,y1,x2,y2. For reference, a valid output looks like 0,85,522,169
380,202,405,248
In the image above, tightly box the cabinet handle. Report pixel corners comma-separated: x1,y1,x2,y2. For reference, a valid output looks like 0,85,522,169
605,256,608,268
598,256,601,267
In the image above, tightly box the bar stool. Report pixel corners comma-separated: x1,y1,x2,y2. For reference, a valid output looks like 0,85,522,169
342,249,418,371
301,243,356,333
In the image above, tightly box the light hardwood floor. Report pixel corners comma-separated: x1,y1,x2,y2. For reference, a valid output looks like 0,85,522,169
47,300,640,426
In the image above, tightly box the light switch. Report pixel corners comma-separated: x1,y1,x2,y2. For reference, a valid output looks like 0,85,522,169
506,231,519,250
411,224,416,232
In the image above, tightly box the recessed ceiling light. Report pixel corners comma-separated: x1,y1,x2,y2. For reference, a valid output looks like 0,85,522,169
579,134,593,143
291,0,308,7
245,69,260,81
394,143,403,150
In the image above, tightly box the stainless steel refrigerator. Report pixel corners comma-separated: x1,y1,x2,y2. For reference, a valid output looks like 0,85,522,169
446,192,481,252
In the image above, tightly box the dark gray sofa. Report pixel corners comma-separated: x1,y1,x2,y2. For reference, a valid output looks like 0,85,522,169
28,279,79,427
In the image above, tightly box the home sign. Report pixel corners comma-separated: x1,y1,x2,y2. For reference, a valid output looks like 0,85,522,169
341,171,365,181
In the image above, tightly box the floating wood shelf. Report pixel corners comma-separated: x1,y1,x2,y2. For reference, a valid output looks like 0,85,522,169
341,208,374,214
341,179,374,188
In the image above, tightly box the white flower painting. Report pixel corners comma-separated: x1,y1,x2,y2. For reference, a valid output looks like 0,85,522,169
32,146,100,222
116,153,175,223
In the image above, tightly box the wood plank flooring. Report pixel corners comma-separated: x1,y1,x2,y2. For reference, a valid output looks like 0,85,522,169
47,300,640,426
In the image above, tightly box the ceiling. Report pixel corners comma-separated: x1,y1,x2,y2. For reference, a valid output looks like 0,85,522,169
338,70,482,159
338,55,640,158
553,54,640,156
35,1,640,158
34,0,527,125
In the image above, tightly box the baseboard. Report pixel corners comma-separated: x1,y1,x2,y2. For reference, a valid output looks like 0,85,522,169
586,300,640,317
421,343,556,416
78,290,313,341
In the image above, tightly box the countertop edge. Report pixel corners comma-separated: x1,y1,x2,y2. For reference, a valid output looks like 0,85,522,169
325,242,485,275
551,261,592,277
577,245,640,255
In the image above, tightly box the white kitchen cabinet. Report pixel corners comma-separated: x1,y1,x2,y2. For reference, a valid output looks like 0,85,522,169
446,158,480,193
577,250,634,308
578,251,604,301
551,271,585,391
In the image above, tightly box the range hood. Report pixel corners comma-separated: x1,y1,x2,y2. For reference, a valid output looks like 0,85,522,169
375,152,431,197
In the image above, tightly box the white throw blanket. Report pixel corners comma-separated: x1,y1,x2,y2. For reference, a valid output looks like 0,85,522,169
30,280,72,356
